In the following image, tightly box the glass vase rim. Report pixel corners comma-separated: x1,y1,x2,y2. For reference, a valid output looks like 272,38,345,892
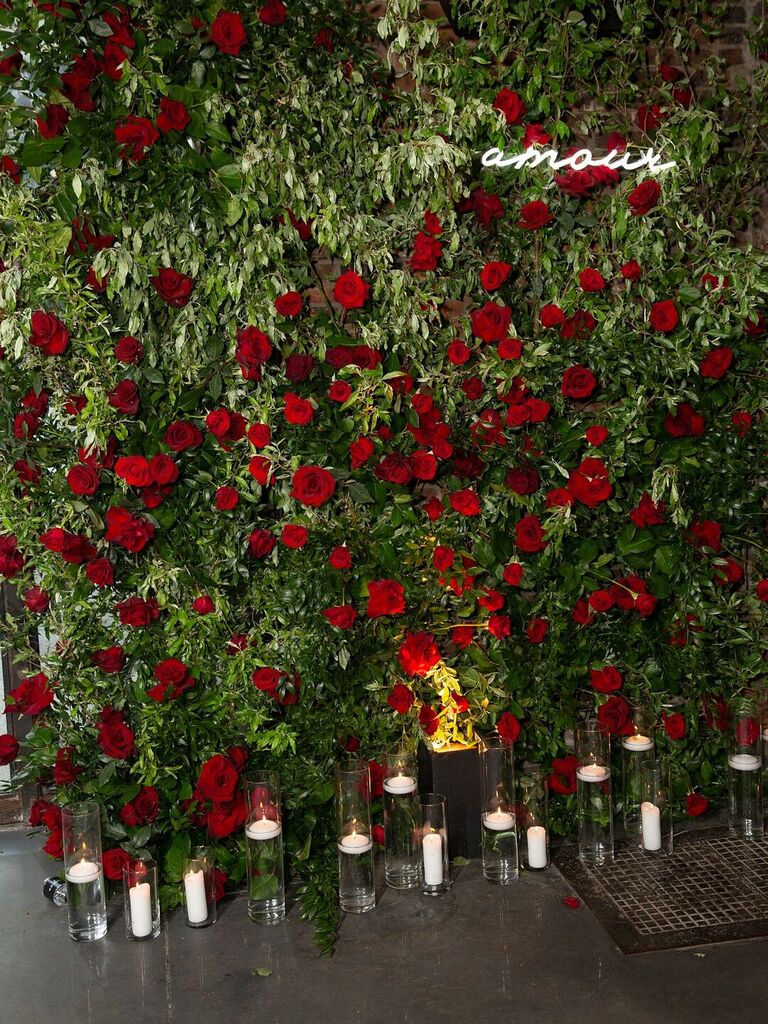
420,792,447,808
60,798,101,819
335,756,370,775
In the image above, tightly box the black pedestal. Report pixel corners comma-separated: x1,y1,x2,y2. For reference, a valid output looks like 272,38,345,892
417,743,482,859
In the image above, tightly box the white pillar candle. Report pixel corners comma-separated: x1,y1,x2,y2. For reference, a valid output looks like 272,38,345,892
483,810,515,831
422,831,443,885
129,881,153,938
728,753,762,771
383,775,416,794
65,859,100,883
622,734,654,752
245,817,282,840
640,801,662,851
184,869,209,924
576,764,609,782
337,832,373,854
762,729,768,743
526,825,548,868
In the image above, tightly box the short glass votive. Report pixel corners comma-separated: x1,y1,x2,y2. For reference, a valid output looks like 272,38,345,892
520,766,549,871
244,770,286,924
62,800,107,942
576,720,614,866
383,748,421,890
123,858,161,940
728,701,763,839
639,759,672,855
335,758,376,914
183,846,217,927
621,715,655,835
420,793,449,895
480,735,518,883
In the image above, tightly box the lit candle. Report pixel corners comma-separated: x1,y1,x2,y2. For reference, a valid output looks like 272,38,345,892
483,810,515,831
422,831,443,885
622,734,654,752
65,859,100,883
337,831,373,854
245,817,282,840
526,825,548,868
728,753,762,772
383,774,416,795
640,801,662,851
576,764,609,782
762,729,768,743
129,881,153,938
184,868,209,925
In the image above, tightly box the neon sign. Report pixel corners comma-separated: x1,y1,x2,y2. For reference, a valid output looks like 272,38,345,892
481,146,677,173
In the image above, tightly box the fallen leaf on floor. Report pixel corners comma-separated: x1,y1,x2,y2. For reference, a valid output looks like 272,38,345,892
252,967,273,977
693,953,706,958
564,896,581,909
453,856,471,866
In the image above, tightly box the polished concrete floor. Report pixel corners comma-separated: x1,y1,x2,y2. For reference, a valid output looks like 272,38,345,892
2,826,766,1024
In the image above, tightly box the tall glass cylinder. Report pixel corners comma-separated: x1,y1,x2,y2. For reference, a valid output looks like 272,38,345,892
61,800,107,942
123,858,161,940
728,702,763,839
183,846,217,928
576,721,614,866
244,771,285,924
621,715,655,835
639,759,672,855
519,766,549,871
480,735,518,883
335,758,375,914
383,749,421,890
420,793,450,895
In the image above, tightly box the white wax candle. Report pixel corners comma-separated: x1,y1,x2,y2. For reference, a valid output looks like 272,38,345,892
526,825,548,868
422,831,443,886
728,753,762,771
576,764,609,782
640,801,662,851
383,774,416,794
184,869,209,924
483,810,515,831
622,734,654,752
762,729,768,742
65,859,100,883
129,881,153,938
245,817,282,840
337,832,373,854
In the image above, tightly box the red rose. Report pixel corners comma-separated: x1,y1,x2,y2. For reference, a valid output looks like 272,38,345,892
597,695,633,736
540,304,565,328
102,848,130,881
685,793,709,817
433,546,454,572
192,595,215,614
0,734,19,766
480,261,512,291
29,311,69,356
503,562,523,586
515,514,547,553
578,269,606,291
366,579,406,617
699,346,733,379
104,506,154,553
120,786,160,826
664,402,705,437
114,116,159,162
114,595,158,627
590,667,623,693
549,755,578,795
259,0,286,25
562,364,597,400
5,672,55,715
114,335,144,363
497,711,520,744
247,423,271,448
285,354,316,384
148,658,196,702
449,489,482,516
273,291,302,318
206,408,246,446
290,465,336,508
0,534,24,578
627,179,661,216
156,97,190,134
731,411,752,437
252,667,280,693
451,625,475,649
91,646,126,674
505,466,539,495
281,525,308,549
756,580,768,602
526,617,548,643
247,529,277,559
107,380,140,414
284,392,315,426
410,231,443,272
210,11,248,54
518,200,554,230
23,587,50,613
387,683,415,715
689,519,722,552
165,420,203,451
323,605,357,629
488,614,511,639
97,708,135,760
471,302,512,343
568,457,612,508
115,455,152,488
333,270,370,310
419,704,440,736
662,712,686,740
85,558,115,587
151,267,194,307
329,381,352,403
235,326,272,379
398,632,441,676
649,299,678,332
621,260,642,280
329,546,352,570
207,794,247,839
37,104,69,138
492,87,526,125
197,754,239,803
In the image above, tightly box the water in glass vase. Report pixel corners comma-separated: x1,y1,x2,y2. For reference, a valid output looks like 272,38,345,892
65,863,107,942
245,822,285,925
481,811,518,883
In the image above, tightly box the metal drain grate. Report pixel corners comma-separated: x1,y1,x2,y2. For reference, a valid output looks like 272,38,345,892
554,827,768,953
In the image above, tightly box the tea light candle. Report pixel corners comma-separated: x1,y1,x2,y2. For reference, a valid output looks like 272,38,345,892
576,764,609,782
184,868,209,924
383,774,416,795
622,734,654,752
483,810,515,831
129,881,153,938
422,831,443,885
728,753,762,771
245,817,282,840
526,825,548,868
65,859,100,883
337,831,373,854
640,801,662,851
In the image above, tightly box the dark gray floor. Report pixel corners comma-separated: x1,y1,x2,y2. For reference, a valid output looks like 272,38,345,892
2,827,766,1024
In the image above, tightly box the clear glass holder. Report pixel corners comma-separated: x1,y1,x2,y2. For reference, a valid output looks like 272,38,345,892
184,847,218,927
480,735,518,883
244,770,286,924
622,731,655,834
576,721,614,866
520,767,550,871
123,859,161,940
420,793,450,895
639,758,672,855
62,800,107,942
383,750,421,890
336,757,376,914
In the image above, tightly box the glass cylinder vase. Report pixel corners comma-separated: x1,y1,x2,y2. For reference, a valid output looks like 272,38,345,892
420,793,450,895
639,758,672,855
183,846,218,928
728,702,763,839
61,800,107,942
244,771,286,924
576,721,614,866
123,858,161,940
519,766,549,871
480,735,518,883
621,716,655,835
335,758,376,914
383,749,421,890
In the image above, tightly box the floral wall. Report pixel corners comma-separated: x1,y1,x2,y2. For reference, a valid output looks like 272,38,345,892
0,0,766,948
